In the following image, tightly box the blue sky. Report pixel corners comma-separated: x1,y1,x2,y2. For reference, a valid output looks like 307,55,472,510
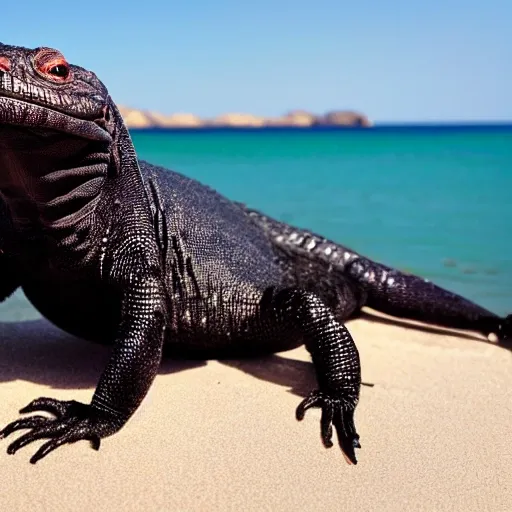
2,0,511,122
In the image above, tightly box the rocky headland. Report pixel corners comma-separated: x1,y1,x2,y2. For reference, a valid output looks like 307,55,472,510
118,106,372,129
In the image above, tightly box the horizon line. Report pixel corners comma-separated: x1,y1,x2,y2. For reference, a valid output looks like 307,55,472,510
127,122,512,131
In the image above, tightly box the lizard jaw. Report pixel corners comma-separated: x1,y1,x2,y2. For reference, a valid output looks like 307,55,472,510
0,96,112,143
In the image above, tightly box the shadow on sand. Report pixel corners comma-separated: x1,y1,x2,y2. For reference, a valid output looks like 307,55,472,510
0,319,204,391
0,312,507,398
0,318,374,400
358,310,511,351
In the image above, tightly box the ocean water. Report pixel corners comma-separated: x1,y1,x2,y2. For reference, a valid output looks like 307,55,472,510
1,125,510,323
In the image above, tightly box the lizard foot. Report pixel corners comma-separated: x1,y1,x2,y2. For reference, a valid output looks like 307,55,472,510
296,389,360,465
0,397,121,464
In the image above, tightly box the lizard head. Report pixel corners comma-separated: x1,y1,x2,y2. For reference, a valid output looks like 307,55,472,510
0,43,131,228
0,43,113,143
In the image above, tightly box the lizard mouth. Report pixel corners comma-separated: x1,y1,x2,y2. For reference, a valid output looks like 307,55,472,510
0,68,112,143
0,95,112,143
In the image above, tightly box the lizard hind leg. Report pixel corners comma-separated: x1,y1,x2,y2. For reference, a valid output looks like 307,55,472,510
264,288,362,464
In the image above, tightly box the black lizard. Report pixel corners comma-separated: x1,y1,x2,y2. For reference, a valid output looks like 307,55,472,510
0,43,509,465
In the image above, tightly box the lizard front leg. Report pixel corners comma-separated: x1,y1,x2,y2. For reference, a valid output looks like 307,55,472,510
265,288,362,464
0,275,167,463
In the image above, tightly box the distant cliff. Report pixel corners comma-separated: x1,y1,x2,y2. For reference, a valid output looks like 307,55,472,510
118,106,372,129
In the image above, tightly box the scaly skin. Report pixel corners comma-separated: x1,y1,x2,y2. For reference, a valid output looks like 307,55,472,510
0,43,508,465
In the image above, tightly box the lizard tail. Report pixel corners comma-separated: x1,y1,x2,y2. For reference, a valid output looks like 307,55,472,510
239,203,509,342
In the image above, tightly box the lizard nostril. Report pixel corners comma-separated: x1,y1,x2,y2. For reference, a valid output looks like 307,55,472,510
0,57,10,72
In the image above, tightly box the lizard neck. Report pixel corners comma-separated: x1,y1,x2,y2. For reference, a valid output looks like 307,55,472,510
0,126,111,254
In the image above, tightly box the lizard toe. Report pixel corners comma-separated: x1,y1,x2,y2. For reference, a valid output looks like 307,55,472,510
0,415,50,440
297,389,360,464
19,397,72,417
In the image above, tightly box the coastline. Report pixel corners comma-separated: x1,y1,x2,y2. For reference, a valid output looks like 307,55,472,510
118,106,373,129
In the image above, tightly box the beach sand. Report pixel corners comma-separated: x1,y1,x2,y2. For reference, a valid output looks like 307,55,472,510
0,311,510,511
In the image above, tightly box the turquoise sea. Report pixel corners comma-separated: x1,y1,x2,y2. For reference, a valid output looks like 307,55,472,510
1,125,511,322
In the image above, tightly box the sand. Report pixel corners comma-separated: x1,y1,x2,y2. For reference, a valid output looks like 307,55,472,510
0,311,510,511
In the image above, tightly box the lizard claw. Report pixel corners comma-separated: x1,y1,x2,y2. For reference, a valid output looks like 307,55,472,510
296,389,360,464
0,397,119,464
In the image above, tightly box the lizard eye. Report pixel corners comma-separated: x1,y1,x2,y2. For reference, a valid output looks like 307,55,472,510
33,48,72,83
48,64,69,79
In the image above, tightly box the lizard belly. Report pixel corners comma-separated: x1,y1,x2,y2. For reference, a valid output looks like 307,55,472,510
22,277,120,344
